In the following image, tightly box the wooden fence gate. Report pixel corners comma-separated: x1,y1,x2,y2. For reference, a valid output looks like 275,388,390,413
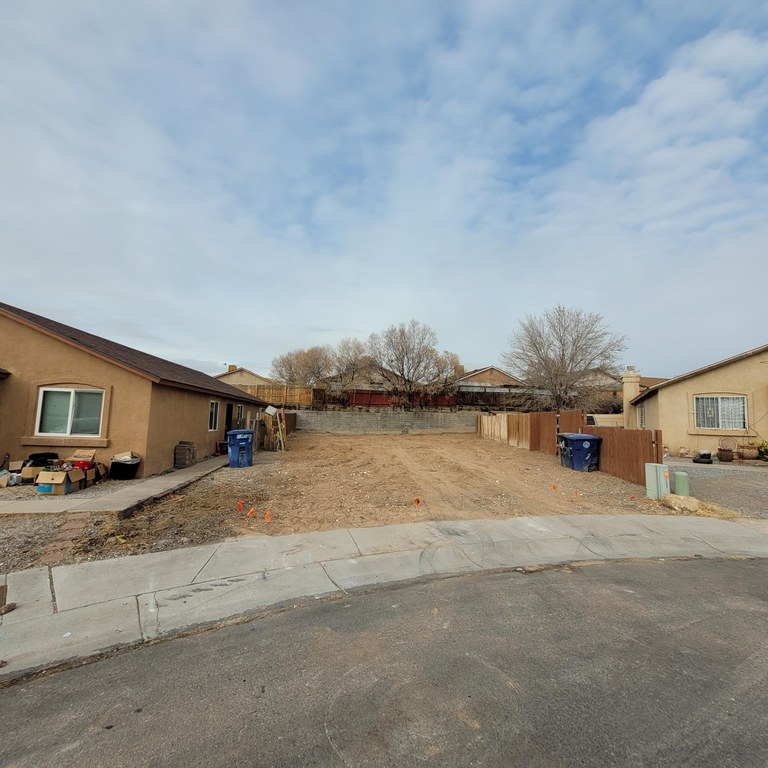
558,409,586,435
587,426,663,486
529,412,557,454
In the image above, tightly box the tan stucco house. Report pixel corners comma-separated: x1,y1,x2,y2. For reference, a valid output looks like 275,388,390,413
215,366,275,388
0,303,267,477
624,344,768,455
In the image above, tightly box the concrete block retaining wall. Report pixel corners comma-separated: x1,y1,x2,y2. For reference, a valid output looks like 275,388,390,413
295,410,478,434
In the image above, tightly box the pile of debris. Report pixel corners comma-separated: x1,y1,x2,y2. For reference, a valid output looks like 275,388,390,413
0,449,129,495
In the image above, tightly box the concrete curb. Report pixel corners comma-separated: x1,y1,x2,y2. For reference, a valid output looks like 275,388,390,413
2,513,767,683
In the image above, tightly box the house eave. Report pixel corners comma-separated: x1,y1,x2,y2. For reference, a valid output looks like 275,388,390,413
155,379,267,405
631,342,768,405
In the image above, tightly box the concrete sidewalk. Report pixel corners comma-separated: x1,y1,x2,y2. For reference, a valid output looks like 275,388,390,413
3,512,768,683
0,456,229,516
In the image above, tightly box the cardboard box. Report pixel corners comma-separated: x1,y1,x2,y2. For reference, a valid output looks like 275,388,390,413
9,461,24,472
95,462,108,479
85,468,97,486
36,468,86,495
21,466,43,483
112,451,140,462
64,449,97,463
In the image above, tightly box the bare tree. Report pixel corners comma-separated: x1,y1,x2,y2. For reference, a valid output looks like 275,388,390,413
333,337,368,390
501,305,626,411
424,350,462,393
368,320,461,404
270,350,303,385
270,346,334,386
298,345,335,387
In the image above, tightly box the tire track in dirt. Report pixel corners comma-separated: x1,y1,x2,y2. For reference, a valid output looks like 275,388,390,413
387,440,524,519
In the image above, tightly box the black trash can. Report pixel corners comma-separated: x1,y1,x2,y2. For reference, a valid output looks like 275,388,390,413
26,452,59,467
227,429,255,468
109,455,142,480
557,433,602,472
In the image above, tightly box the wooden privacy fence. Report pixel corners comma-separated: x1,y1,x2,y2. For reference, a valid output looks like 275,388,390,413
586,426,663,486
529,412,557,454
237,384,314,409
478,411,663,487
477,413,531,448
525,410,586,455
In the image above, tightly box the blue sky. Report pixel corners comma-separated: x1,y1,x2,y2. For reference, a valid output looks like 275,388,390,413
2,1,767,379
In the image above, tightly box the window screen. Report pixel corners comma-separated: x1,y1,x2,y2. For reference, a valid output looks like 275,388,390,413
694,395,746,430
39,390,71,433
71,391,102,435
38,389,103,435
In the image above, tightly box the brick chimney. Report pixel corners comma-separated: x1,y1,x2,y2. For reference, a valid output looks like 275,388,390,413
622,366,641,427
228,364,238,373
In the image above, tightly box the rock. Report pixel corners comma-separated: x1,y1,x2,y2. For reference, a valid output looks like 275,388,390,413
662,494,701,513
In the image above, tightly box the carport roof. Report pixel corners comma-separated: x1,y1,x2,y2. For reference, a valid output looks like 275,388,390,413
0,302,267,405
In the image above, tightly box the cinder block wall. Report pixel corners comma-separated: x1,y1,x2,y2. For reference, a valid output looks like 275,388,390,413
296,411,478,434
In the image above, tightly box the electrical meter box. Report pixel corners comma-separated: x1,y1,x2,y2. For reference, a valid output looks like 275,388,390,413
645,463,670,500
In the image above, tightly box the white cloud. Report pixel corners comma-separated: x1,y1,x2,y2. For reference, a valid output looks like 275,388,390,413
0,3,767,378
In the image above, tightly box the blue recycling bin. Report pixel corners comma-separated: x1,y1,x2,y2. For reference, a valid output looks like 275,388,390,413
557,433,602,472
226,429,255,468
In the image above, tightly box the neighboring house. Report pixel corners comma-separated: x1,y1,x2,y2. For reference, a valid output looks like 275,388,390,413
215,366,276,388
219,366,316,409
0,303,267,478
574,369,622,397
454,366,527,410
455,366,525,389
623,345,768,455
323,357,389,391
570,369,626,413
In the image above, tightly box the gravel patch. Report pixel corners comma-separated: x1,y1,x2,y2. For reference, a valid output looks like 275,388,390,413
0,479,147,572
666,460,768,518
0,477,145,503
0,515,60,573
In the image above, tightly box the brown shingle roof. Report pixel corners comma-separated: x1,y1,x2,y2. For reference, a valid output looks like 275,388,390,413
0,302,266,405
639,376,668,390
457,366,524,386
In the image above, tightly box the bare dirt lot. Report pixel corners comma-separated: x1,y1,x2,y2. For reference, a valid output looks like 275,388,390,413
0,433,676,572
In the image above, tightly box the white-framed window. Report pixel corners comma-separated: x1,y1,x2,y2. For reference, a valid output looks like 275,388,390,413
236,403,244,420
638,403,646,429
208,400,220,431
694,395,747,430
36,388,104,436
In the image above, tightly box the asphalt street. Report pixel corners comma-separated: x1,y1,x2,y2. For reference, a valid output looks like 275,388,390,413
3,558,768,767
